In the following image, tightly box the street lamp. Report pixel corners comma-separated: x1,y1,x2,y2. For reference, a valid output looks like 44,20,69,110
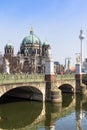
79,29,85,71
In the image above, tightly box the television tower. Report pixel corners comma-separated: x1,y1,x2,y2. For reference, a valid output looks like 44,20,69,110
79,28,85,70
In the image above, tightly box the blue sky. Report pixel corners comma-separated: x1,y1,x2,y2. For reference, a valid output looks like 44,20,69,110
0,0,87,66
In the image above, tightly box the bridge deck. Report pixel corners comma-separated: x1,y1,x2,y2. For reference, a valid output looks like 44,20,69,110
0,74,76,85
0,74,45,85
56,74,75,80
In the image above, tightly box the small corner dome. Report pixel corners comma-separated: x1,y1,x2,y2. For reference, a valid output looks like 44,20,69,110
43,40,49,46
21,28,41,46
5,43,13,48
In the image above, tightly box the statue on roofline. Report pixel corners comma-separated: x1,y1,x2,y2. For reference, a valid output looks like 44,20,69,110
76,54,81,63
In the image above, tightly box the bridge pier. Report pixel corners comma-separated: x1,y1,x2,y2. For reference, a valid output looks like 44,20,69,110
75,74,86,94
75,63,86,93
45,46,62,103
45,76,62,102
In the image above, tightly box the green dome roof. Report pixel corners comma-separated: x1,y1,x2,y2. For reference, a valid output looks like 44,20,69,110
43,40,49,45
22,28,41,45
5,43,13,48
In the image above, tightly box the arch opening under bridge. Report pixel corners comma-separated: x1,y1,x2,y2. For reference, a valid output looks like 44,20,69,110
59,84,74,93
0,86,43,102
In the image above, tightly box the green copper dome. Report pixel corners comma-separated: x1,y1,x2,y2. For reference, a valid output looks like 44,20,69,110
5,43,13,48
22,28,41,45
43,40,49,45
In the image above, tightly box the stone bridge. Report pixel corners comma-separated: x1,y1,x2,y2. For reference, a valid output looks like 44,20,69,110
0,74,46,102
0,73,86,102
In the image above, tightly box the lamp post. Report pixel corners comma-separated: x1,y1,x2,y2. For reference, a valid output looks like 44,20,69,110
79,29,85,71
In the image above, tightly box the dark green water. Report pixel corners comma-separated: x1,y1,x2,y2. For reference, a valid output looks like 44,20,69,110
0,94,87,130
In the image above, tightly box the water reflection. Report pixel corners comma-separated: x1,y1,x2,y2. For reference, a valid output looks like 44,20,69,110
0,101,43,129
0,94,87,130
45,103,62,130
75,94,87,130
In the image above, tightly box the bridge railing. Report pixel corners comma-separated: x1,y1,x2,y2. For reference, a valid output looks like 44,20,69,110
0,73,76,85
56,74,75,81
0,74,45,85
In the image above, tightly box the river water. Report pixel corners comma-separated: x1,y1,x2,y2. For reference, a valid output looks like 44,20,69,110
0,94,87,130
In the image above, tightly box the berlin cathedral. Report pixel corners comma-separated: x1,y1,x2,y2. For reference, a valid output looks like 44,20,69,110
3,28,51,74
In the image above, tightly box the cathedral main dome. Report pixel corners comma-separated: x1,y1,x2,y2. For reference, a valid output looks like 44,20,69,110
22,28,41,45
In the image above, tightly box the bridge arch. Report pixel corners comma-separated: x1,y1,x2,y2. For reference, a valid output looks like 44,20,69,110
2,86,43,101
59,84,74,93
0,82,46,102
56,79,76,93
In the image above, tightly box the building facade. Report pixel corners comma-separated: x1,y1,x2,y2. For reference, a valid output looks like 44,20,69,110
3,28,51,74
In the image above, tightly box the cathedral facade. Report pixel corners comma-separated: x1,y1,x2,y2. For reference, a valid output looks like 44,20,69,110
4,28,51,74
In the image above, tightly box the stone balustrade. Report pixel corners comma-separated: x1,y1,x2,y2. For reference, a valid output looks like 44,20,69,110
0,74,45,85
